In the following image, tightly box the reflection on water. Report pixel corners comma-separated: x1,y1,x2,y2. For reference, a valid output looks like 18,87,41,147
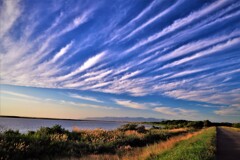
0,117,126,133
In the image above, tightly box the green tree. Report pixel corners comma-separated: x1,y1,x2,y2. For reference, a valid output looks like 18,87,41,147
203,120,212,128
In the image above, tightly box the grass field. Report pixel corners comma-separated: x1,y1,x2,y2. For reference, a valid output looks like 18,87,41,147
222,126,240,132
0,124,189,159
80,130,201,160
151,127,216,160
1,120,223,159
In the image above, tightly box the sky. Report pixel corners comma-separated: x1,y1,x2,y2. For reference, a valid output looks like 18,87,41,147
0,0,240,122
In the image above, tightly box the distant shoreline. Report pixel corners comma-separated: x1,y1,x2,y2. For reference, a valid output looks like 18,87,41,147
0,115,110,122
0,115,130,123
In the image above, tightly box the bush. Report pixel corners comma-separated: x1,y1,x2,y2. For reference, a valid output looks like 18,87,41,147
36,125,68,136
233,123,240,128
118,123,138,131
203,120,212,128
137,125,146,133
187,121,204,129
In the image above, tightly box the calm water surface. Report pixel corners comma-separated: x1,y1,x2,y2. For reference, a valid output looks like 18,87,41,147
0,117,126,133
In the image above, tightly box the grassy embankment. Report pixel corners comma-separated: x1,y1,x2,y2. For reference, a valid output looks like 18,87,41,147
0,124,189,159
151,127,216,160
80,128,199,160
222,126,240,132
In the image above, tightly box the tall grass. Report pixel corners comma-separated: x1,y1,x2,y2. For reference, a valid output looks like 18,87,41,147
0,124,189,159
151,127,216,160
80,129,200,160
222,126,240,132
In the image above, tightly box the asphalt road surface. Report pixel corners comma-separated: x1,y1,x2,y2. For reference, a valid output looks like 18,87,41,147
216,127,240,160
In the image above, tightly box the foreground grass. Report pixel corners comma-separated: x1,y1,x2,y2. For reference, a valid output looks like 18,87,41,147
151,127,216,160
80,129,200,160
0,124,189,159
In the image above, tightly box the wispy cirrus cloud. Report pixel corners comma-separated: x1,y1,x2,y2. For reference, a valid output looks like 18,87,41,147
58,51,107,81
214,105,240,116
57,8,95,37
114,99,165,110
50,41,74,63
59,100,116,110
0,90,39,101
114,99,147,110
1,90,114,110
112,97,199,117
68,93,104,103
131,0,232,47
153,107,197,117
0,0,240,119
0,0,21,36
160,38,240,70
121,0,184,41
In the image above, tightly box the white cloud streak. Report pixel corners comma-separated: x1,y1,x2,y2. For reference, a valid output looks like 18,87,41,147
153,107,197,116
0,0,239,114
0,0,21,36
0,90,39,100
68,93,104,103
114,99,147,109
161,37,240,69
57,51,106,81
214,105,240,116
122,0,184,41
50,41,73,63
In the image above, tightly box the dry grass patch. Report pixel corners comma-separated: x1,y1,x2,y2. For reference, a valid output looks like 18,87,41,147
152,127,216,160
167,128,189,133
121,130,202,160
222,126,240,132
80,130,202,160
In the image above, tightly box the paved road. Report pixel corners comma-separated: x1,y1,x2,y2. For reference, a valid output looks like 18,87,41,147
216,127,240,160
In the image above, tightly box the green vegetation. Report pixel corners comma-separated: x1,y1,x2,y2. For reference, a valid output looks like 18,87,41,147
145,119,239,130
118,123,147,133
145,120,207,129
232,123,240,128
151,127,216,160
0,124,189,159
2,120,227,159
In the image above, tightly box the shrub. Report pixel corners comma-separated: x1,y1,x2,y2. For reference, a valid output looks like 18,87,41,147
203,120,212,128
136,125,146,133
187,121,204,129
118,123,138,131
233,123,240,128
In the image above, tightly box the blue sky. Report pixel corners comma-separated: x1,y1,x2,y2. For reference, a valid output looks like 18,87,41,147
0,0,240,122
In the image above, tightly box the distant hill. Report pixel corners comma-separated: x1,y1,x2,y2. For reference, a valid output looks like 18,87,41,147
85,117,165,122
